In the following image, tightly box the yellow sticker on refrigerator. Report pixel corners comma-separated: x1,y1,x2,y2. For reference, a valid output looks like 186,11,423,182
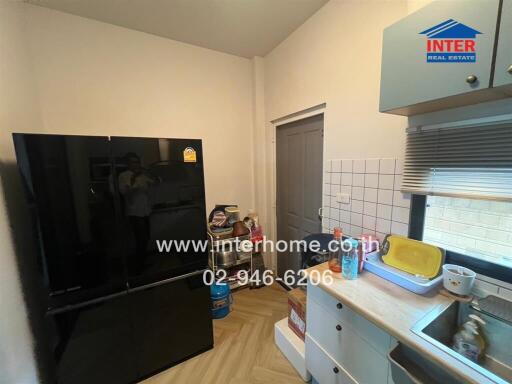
183,147,197,163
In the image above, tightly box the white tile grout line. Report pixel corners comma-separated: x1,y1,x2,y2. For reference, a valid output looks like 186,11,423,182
323,158,411,236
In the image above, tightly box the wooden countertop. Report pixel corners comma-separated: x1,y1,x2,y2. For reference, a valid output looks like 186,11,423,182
305,263,495,384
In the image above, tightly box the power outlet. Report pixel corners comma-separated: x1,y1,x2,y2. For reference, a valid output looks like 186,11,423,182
336,192,351,204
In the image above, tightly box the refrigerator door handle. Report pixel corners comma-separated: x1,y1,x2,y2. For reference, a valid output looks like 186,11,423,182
47,290,128,316
46,269,208,315
127,269,207,293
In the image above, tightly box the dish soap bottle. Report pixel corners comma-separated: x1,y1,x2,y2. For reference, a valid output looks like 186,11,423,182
452,315,486,363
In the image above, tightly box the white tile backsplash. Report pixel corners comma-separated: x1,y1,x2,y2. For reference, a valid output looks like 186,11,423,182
340,209,351,224
392,206,410,225
393,174,403,190
342,172,352,186
364,201,377,216
342,159,353,173
363,215,377,231
332,159,342,173
378,189,393,205
365,159,380,174
376,218,391,234
364,188,378,203
364,173,379,188
352,173,364,187
340,185,351,195
350,225,363,235
353,159,365,173
379,174,394,190
351,212,363,227
377,204,392,220
395,159,404,174
352,200,364,214
393,190,411,208
323,157,411,238
379,158,396,175
352,186,364,201
391,221,408,236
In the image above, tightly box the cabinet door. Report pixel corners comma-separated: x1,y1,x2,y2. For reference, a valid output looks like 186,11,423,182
110,137,207,288
307,299,390,384
494,0,512,88
129,273,213,380
48,295,138,384
13,134,127,306
305,335,357,384
380,0,500,114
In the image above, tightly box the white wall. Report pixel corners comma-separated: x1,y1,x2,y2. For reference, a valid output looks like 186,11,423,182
260,0,411,269
264,0,410,159
0,1,42,382
7,3,255,215
407,0,434,14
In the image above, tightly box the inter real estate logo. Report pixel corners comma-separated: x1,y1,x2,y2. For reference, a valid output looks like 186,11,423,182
420,19,482,63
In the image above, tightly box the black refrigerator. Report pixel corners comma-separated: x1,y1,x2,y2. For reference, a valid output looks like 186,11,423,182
13,134,213,384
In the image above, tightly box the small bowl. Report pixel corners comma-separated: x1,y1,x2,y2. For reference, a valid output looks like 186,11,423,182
442,264,476,296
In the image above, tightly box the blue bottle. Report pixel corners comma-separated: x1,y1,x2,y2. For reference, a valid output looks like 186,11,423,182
342,238,359,280
210,282,232,319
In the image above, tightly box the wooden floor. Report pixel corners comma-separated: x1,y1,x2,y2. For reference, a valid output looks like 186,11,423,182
141,284,304,384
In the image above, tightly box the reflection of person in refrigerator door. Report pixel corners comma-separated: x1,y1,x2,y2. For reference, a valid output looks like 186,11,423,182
118,152,158,273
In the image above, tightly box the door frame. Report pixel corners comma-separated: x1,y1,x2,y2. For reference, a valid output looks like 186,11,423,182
269,103,326,273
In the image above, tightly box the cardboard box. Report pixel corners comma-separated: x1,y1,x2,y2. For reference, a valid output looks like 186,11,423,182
287,288,307,341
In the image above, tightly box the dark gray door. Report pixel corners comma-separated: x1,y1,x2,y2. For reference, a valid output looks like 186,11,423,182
276,114,323,277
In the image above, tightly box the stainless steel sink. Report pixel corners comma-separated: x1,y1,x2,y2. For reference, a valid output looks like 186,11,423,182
412,300,512,384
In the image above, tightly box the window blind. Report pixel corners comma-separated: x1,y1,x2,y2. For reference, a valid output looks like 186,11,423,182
401,124,512,201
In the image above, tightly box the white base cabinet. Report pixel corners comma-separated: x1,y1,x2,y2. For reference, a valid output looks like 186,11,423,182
306,282,395,384
306,335,356,384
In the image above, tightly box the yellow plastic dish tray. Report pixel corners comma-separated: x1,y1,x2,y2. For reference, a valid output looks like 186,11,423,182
382,235,443,279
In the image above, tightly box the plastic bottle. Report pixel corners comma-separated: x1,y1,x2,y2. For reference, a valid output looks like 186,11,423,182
328,228,343,273
452,315,486,362
342,238,359,280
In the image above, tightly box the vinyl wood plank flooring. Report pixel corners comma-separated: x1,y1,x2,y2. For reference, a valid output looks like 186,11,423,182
140,284,304,384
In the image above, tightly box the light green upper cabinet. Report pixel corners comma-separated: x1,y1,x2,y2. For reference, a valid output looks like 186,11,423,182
380,0,501,115
494,0,512,89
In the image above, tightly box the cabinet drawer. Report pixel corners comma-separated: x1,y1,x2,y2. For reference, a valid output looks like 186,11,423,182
307,299,390,384
307,282,391,356
306,335,357,384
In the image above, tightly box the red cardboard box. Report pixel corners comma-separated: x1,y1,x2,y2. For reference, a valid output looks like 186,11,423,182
287,288,307,341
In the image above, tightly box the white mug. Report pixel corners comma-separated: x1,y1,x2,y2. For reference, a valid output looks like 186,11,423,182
442,264,476,296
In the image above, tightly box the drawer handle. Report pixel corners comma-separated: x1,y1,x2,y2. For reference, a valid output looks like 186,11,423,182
466,75,477,84
508,64,512,75
333,367,339,374
336,324,342,331
336,303,343,309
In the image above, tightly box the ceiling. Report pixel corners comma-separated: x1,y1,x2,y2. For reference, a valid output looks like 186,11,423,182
27,0,328,58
